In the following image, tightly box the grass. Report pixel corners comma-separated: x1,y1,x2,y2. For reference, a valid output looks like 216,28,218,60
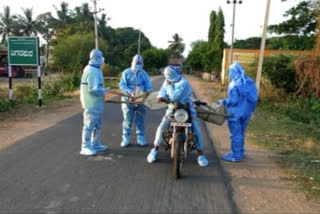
248,107,320,199
0,73,78,113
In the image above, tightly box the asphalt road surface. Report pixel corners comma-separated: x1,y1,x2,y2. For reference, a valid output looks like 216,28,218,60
0,76,238,213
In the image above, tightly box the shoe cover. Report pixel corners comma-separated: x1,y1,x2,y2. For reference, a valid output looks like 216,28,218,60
147,148,159,163
197,155,208,167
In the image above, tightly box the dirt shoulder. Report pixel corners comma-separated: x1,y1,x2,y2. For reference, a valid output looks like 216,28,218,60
187,75,320,214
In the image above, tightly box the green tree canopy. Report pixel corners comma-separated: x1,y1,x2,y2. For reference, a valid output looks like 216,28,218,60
268,1,318,35
52,32,108,72
185,40,209,71
0,6,17,43
208,11,217,47
141,48,169,71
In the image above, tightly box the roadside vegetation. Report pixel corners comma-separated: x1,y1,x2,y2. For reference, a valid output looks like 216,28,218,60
0,72,80,112
185,0,320,199
0,1,181,113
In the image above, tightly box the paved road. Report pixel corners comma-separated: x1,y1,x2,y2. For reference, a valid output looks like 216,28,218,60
0,77,237,213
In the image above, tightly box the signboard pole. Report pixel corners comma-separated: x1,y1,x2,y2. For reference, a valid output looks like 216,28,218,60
8,65,13,101
37,37,42,107
8,36,41,106
37,65,42,107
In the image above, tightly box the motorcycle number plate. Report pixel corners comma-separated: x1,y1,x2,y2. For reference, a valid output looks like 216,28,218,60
171,122,192,127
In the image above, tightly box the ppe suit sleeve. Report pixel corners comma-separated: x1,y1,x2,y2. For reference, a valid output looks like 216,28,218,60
119,71,133,94
223,88,240,106
157,81,168,99
144,73,152,92
87,70,107,96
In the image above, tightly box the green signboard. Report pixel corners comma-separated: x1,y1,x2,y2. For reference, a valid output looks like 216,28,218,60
8,37,39,66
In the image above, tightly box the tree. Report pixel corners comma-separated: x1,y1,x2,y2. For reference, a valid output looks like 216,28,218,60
268,1,317,35
52,1,72,29
208,11,217,47
206,9,225,73
73,3,94,32
98,13,112,41
106,27,152,69
212,8,225,72
37,12,55,66
185,40,209,71
234,37,261,49
168,33,185,58
17,8,39,36
0,6,17,43
52,32,108,72
141,48,169,71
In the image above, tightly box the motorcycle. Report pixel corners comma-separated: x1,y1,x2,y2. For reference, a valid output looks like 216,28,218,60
160,99,200,179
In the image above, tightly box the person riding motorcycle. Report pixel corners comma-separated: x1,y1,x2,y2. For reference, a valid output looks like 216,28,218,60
147,65,208,167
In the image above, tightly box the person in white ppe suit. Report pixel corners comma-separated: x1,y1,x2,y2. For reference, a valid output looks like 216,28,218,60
80,49,109,156
147,65,208,167
119,54,152,147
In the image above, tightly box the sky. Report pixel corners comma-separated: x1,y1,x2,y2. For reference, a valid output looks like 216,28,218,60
1,0,304,55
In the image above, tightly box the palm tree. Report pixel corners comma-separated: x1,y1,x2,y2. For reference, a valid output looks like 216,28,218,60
168,33,185,58
98,13,111,40
17,8,38,36
53,1,72,28
37,12,55,66
0,6,17,43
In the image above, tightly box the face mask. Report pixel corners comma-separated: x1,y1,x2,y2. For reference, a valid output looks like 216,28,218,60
133,64,143,72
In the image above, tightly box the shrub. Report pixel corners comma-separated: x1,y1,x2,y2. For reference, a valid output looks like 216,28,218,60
15,85,38,103
101,64,122,77
261,54,298,93
52,32,108,73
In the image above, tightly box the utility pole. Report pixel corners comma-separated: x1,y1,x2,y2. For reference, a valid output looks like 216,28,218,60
91,0,104,49
256,0,271,93
137,29,141,55
227,0,242,65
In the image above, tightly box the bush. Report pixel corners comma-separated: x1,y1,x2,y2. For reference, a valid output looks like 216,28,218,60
101,64,122,77
0,99,16,112
15,85,38,103
250,54,297,93
52,32,108,73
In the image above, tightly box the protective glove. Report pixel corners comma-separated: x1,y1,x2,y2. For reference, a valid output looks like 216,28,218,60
129,92,136,102
194,100,207,106
218,99,226,106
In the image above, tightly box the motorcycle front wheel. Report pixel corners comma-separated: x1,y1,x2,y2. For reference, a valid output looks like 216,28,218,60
173,133,185,179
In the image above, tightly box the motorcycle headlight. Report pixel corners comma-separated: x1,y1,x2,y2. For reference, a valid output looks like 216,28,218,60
174,109,189,123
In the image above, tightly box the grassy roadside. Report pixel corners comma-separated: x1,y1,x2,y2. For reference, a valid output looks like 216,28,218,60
197,77,320,199
248,106,320,199
0,72,80,113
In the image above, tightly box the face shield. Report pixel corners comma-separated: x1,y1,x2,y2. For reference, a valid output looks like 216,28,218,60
229,62,245,81
131,54,144,72
89,49,105,67
163,65,181,83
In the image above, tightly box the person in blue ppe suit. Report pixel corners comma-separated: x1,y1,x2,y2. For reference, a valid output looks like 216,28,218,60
80,49,109,156
119,54,152,147
147,65,208,167
220,62,258,162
